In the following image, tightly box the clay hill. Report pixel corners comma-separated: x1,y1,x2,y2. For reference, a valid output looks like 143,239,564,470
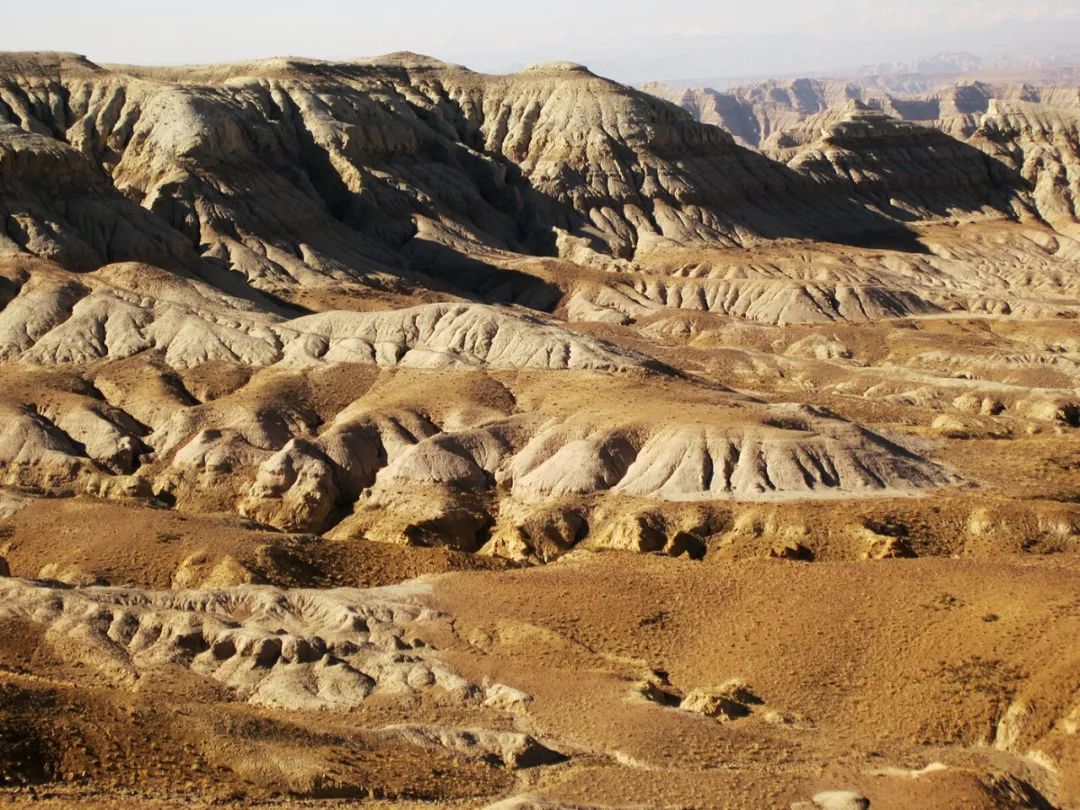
0,50,1077,809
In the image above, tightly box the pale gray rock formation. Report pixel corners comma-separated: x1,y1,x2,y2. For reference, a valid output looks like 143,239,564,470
2,51,1075,565
0,339,959,542
0,51,1075,348
787,103,1012,220
0,576,514,711
647,76,1079,152
568,222,1080,325
308,403,955,553
275,303,655,371
0,261,654,372
974,101,1080,238
504,405,954,504
649,76,1080,239
643,78,879,150
809,791,871,810
567,275,942,326
0,401,85,483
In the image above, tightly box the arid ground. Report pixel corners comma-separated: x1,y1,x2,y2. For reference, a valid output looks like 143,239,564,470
0,50,1078,809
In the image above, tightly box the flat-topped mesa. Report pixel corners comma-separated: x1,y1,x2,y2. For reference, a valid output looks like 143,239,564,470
819,100,928,141
787,101,1012,217
0,51,103,79
522,61,594,74
355,51,467,70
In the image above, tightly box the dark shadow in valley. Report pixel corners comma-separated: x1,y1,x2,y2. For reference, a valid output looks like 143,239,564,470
401,238,563,311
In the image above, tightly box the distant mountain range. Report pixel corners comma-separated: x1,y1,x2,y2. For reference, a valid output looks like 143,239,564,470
857,49,1080,77
652,49,1080,93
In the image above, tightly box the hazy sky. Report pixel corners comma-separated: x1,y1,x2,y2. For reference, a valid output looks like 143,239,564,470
4,1,1079,82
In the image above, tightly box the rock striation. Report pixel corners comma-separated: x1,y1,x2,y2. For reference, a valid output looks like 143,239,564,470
0,50,1035,294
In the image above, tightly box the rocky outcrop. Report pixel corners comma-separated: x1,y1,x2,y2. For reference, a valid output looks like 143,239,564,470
648,76,1080,154
1,49,1080,810
679,679,763,721
643,79,872,150
649,76,1080,236
1,51,1074,571
259,402,955,545
567,274,942,326
973,101,1080,236
0,261,653,372
0,122,198,274
0,576,494,710
381,725,564,769
275,303,657,371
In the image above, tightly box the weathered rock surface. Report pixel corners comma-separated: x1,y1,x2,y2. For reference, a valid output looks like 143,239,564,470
0,49,1053,299
678,679,763,721
800,791,871,810
649,76,1080,240
0,576,490,710
0,260,652,372
0,48,1078,810
382,725,565,768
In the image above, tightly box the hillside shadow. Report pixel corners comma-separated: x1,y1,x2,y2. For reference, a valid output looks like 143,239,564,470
401,238,563,311
419,89,1029,259
698,125,1027,255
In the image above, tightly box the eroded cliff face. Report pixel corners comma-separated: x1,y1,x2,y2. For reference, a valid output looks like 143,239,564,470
648,76,1080,148
644,79,873,149
2,53,748,285
973,100,1080,237
0,51,1041,299
650,75,1080,251
785,103,1013,219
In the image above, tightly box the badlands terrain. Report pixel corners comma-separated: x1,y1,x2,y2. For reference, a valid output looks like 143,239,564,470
0,50,1078,808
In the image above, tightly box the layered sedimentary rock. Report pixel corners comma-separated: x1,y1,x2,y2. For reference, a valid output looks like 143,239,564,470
0,52,1077,564
973,100,1080,237
647,77,1080,150
786,102,1016,219
651,77,1080,238
0,260,652,371
0,49,1078,810
0,50,1035,293
643,79,876,149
